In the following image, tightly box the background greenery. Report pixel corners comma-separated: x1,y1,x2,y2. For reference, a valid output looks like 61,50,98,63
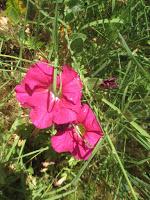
0,0,150,199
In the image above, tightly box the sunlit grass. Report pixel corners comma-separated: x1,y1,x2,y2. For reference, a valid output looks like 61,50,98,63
0,0,149,199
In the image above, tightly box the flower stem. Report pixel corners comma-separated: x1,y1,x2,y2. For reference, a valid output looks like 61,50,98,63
53,0,59,95
53,58,58,95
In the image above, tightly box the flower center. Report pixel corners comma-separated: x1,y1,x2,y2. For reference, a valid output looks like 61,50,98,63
56,85,62,98
75,123,86,137
48,82,62,99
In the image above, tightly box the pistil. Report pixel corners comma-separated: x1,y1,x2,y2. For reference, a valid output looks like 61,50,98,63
74,123,86,138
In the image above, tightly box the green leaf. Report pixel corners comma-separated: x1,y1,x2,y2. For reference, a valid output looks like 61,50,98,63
5,0,21,23
86,78,102,90
70,33,87,53
65,11,74,22
70,33,86,42
24,37,44,50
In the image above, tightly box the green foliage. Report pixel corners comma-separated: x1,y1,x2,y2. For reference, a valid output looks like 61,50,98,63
23,37,44,50
0,0,150,199
70,33,87,53
5,0,23,23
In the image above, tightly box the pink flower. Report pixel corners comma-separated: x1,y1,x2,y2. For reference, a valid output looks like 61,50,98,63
51,104,103,160
100,77,118,89
15,61,82,129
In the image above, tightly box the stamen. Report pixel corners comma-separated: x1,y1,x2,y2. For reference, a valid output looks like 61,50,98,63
74,124,86,137
49,71,62,99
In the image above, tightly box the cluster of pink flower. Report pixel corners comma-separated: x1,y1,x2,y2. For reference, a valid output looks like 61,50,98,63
15,61,103,160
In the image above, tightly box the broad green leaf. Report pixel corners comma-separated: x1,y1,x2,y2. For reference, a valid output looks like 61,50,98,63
70,33,87,53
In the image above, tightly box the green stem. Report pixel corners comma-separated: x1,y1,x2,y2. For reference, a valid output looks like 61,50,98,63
0,54,32,63
43,188,77,200
53,58,58,95
52,1,59,95
72,138,105,186
105,131,138,200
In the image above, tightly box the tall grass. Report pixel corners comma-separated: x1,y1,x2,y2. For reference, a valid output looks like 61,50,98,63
0,0,149,199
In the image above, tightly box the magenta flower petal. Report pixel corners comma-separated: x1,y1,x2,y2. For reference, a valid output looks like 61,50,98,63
22,61,53,90
15,61,54,107
61,65,82,105
53,98,81,124
53,107,77,125
29,91,55,128
15,84,32,108
78,104,101,132
72,145,92,160
61,65,80,86
15,62,83,129
52,64,82,124
71,131,101,160
51,130,74,153
37,61,54,75
84,131,101,148
15,85,47,108
51,104,103,160
30,107,53,129
59,98,81,113
63,78,82,104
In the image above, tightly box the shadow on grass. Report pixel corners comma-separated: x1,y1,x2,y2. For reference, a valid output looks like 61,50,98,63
0,163,31,200
15,123,64,175
0,122,70,199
